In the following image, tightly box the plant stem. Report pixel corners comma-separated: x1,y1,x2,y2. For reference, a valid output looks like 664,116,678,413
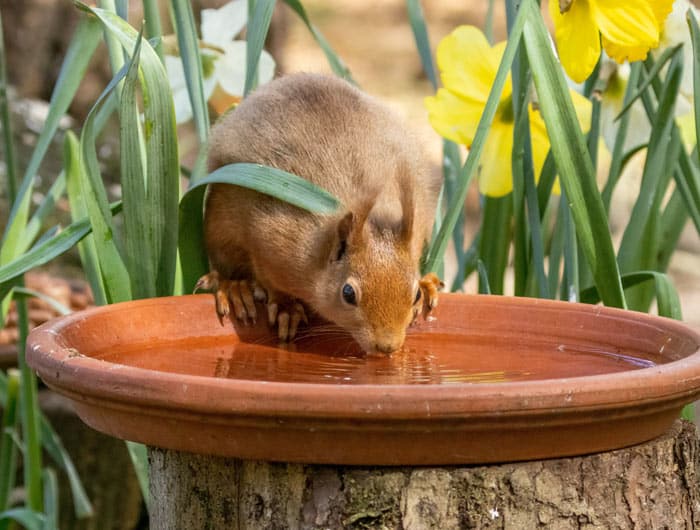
143,0,164,60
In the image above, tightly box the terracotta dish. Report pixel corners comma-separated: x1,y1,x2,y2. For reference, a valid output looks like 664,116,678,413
27,294,700,465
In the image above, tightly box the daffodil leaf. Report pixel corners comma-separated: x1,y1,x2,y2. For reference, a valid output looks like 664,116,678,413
536,150,556,215
178,163,341,292
476,260,491,295
84,5,181,298
171,0,210,142
613,44,682,122
244,0,275,96
522,2,626,308
281,0,354,82
658,186,688,272
64,131,107,306
0,508,45,530
560,195,579,302
676,146,700,236
143,0,164,58
580,271,682,320
424,0,530,273
406,0,437,89
601,63,643,212
478,196,512,295
690,8,700,167
617,54,682,311
77,41,132,304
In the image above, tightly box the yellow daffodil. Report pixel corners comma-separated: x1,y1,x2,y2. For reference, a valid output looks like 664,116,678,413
550,0,674,83
425,25,591,197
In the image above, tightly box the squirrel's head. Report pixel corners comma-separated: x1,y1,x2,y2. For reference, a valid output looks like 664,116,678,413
311,183,423,354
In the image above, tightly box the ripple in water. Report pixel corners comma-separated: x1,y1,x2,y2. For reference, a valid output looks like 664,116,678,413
96,332,662,385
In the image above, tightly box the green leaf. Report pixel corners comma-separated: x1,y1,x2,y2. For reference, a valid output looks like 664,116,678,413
64,132,107,305
0,508,45,530
42,468,59,530
406,0,437,89
11,288,71,316
581,271,682,320
126,441,150,512
613,45,682,122
424,0,529,273
522,4,625,308
39,415,93,518
478,196,512,295
281,0,354,81
617,54,682,311
143,0,164,59
0,203,122,287
476,259,492,295
119,34,156,299
77,59,132,304
179,163,341,291
244,0,275,96
0,370,19,512
0,16,102,267
171,0,210,142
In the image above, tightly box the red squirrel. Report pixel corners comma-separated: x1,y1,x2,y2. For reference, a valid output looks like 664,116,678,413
197,73,443,354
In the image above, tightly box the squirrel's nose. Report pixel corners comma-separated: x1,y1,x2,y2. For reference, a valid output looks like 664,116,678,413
373,331,404,354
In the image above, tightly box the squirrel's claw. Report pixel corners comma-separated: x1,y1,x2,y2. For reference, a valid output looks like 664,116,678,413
197,272,261,326
266,292,308,342
419,272,445,320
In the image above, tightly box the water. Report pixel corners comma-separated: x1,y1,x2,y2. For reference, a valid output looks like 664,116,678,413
95,332,664,385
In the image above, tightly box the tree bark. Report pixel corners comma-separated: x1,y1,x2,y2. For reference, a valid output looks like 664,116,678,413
149,419,700,529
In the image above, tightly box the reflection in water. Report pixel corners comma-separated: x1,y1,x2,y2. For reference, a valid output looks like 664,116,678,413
96,331,662,385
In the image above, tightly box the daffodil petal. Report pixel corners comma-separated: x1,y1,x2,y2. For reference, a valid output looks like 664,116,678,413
436,25,508,102
550,0,601,83
425,88,484,146
214,41,276,97
527,108,558,193
650,0,674,30
592,0,659,63
479,122,514,197
201,0,248,48
569,89,592,133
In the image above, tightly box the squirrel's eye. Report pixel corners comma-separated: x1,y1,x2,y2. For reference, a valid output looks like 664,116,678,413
342,283,357,305
414,288,421,304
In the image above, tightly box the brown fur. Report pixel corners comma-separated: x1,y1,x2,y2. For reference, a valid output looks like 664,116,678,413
204,73,441,353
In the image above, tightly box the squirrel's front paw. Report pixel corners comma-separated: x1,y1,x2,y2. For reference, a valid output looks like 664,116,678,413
195,272,266,324
266,292,309,342
419,272,445,320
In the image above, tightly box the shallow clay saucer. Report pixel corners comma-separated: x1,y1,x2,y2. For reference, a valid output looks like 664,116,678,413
27,293,700,465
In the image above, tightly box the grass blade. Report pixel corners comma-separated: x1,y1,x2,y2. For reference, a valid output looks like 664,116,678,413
78,61,132,303
581,271,682,320
424,0,530,273
42,468,59,530
126,441,150,512
0,370,18,512
39,415,93,518
478,197,512,294
179,163,341,291
690,9,700,170
0,509,45,530
0,16,102,266
171,0,210,142
281,0,354,81
119,34,156,299
0,204,121,286
64,131,107,305
244,0,275,96
522,3,625,308
143,0,164,59
406,0,437,89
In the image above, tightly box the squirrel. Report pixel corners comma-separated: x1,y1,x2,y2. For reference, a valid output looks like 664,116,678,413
197,73,443,354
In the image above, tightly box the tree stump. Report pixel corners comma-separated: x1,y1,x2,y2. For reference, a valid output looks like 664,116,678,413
148,419,700,529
